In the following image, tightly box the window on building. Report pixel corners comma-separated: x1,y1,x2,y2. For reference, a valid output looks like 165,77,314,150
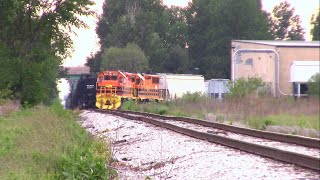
300,83,308,95
245,58,253,65
293,82,309,96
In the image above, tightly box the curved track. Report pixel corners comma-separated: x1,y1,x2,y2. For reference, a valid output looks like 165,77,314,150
93,109,320,171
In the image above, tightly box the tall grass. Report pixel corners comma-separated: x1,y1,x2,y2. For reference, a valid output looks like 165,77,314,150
122,93,319,137
0,100,116,179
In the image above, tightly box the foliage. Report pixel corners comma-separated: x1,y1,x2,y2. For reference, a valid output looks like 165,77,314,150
268,1,305,40
101,43,149,72
141,102,169,115
227,77,269,98
163,45,189,73
180,92,207,103
247,114,319,130
247,116,276,130
187,0,272,79
121,100,141,111
86,51,103,74
310,9,320,40
90,0,191,74
0,86,13,100
118,94,319,137
0,101,115,179
0,0,94,106
307,73,320,96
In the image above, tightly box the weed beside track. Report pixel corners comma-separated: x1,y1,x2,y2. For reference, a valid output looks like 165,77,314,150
0,100,116,179
121,95,320,138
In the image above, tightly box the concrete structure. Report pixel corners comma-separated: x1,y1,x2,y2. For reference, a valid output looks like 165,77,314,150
65,66,90,81
64,66,91,91
231,40,320,96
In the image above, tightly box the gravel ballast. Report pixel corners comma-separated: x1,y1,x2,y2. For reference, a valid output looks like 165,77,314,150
80,111,319,179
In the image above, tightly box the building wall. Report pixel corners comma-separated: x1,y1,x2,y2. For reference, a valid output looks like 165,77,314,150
231,42,277,95
231,41,320,96
277,47,320,94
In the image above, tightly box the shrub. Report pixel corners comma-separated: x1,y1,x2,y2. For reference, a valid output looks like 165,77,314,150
180,92,207,103
0,87,12,99
0,101,116,179
247,117,276,130
227,77,269,98
121,100,141,111
142,103,169,115
307,73,320,96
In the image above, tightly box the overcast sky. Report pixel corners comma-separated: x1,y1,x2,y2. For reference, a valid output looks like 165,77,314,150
63,0,319,67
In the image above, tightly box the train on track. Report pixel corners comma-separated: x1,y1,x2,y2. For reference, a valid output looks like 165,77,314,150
67,70,206,109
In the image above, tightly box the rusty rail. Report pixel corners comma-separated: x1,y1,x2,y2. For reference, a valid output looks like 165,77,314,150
93,109,320,171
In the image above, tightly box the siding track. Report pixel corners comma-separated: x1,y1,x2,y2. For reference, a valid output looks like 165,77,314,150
93,109,320,171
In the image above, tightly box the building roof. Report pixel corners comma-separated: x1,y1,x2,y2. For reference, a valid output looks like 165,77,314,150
65,66,90,75
232,40,320,47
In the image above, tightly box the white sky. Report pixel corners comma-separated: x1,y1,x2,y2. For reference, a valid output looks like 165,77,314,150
63,0,320,67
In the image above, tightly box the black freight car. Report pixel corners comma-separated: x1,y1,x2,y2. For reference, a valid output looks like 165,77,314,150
68,74,96,109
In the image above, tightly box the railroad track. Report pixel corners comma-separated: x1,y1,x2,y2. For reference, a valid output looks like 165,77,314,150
93,109,320,171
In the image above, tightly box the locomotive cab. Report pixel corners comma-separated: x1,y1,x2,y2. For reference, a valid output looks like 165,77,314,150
96,70,128,109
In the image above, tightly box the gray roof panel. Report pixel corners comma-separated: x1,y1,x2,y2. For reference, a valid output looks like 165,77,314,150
233,40,320,47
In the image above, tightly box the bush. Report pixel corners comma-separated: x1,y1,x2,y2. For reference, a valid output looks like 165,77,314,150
121,100,141,111
180,92,207,103
307,73,320,96
0,101,116,179
247,116,276,130
141,102,169,115
0,88,12,99
227,77,269,98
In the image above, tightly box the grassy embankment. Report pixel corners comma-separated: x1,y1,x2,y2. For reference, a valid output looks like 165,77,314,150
122,94,319,138
0,100,116,179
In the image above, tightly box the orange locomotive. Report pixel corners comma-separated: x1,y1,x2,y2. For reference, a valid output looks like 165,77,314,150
96,70,164,109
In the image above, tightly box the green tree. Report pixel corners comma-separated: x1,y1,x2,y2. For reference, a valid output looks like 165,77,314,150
90,0,190,74
310,9,320,40
307,73,320,96
86,51,103,74
163,45,189,73
0,0,94,106
187,0,271,79
268,1,305,40
100,43,149,72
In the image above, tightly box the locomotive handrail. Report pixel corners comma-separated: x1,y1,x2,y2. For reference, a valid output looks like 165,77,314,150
118,70,128,79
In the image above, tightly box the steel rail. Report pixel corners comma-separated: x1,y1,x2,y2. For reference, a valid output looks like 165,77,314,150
93,109,320,171
121,110,320,149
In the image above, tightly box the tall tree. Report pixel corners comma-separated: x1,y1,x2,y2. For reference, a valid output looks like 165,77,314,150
163,45,189,73
89,0,190,74
0,0,94,105
100,43,149,72
187,0,271,79
268,1,305,40
310,9,320,41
